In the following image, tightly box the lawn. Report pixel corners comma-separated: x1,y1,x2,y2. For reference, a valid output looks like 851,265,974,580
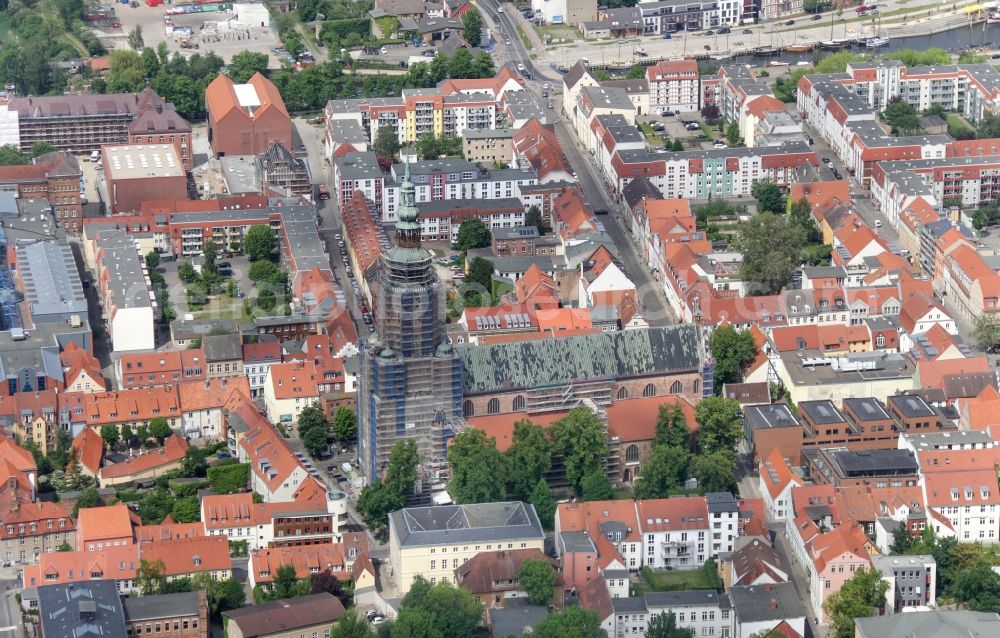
533,23,580,45
637,561,722,594
947,113,976,139
516,25,533,51
638,122,665,146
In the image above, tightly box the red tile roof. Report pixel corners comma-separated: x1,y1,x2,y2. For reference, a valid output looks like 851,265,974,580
77,503,135,545
252,542,350,584
23,544,138,588
98,435,188,480
605,395,697,442
71,427,104,476
466,410,568,452
60,342,105,391
760,449,801,499
139,535,232,576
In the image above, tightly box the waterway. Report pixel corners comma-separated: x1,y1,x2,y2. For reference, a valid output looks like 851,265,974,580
701,20,1000,68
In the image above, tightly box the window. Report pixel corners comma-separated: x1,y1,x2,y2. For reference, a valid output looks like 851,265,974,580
487,398,500,415
513,395,525,411
617,387,629,400
463,400,475,417
670,380,683,394
625,445,639,463
643,383,656,397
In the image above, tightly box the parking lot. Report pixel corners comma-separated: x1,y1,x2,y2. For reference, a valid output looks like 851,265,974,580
100,2,282,64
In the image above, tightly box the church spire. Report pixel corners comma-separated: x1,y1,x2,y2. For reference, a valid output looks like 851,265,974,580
394,161,420,249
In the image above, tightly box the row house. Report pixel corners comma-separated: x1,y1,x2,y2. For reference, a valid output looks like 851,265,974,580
512,119,574,183
555,493,740,576
86,228,156,353
249,538,368,590
714,66,777,126
609,143,818,198
917,446,1000,543
262,356,346,426
0,502,75,566
573,86,637,153
114,349,207,389
243,340,282,399
591,113,646,189
238,414,313,503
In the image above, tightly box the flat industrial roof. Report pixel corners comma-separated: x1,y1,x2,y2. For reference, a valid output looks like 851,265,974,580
103,144,183,180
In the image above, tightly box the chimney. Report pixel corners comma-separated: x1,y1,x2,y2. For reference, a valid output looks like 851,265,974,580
156,103,163,113
770,599,777,609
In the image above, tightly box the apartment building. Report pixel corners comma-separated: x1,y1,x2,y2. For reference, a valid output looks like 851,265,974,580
463,128,514,165
646,59,701,113
205,73,291,157
89,228,156,352
870,554,936,613
114,349,207,389
0,502,75,565
636,0,742,35
325,68,524,144
0,153,83,233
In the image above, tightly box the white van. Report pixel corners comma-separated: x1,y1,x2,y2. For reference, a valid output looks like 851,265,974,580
89,150,100,162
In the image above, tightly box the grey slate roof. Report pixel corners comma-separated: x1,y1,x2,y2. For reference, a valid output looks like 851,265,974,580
458,325,700,394
489,599,552,638
559,531,596,553
729,582,806,624
855,610,1000,638
38,580,127,638
390,501,544,548
202,333,243,361
622,176,663,208
123,591,200,621
16,241,87,319
645,589,729,609
95,229,151,310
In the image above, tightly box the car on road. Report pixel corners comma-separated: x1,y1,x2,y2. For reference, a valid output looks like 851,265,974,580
506,39,512,45
785,19,795,25
704,30,714,35
662,33,672,39
874,219,882,228
718,27,730,33
661,110,674,116
594,209,609,215
811,13,823,20
517,63,525,72
822,157,832,165
742,28,753,34
318,185,330,200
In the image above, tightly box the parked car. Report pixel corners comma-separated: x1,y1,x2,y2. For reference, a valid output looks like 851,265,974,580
718,27,730,33
742,28,753,34
662,33,672,39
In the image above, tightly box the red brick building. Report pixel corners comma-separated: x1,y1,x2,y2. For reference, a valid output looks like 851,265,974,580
101,144,188,214
0,153,83,233
128,102,195,172
205,73,291,157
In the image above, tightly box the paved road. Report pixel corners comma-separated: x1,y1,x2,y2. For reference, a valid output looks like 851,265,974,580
0,579,20,637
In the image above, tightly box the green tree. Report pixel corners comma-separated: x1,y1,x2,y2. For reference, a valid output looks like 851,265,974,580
525,205,550,234
244,224,276,261
447,429,507,503
708,324,758,389
735,213,806,295
356,480,404,538
297,404,330,458
552,407,609,495
462,7,484,47
725,121,744,147
57,541,72,552
454,218,491,250
533,606,604,638
633,445,690,499
145,251,160,271
883,97,919,135
889,522,913,554
333,407,357,445
655,402,689,450
688,452,739,495
128,24,144,51
397,577,483,638
228,50,269,83
271,564,305,599
647,611,695,638
823,566,889,638
579,467,614,501
695,397,743,456
29,142,55,158
202,241,219,279
505,420,553,501
136,424,149,445
751,179,785,214
148,417,172,443
530,478,556,529
385,439,419,495
137,558,167,596
198,575,246,617
249,259,281,282
178,260,198,284
332,610,375,638
517,559,556,605
374,126,401,160
72,487,104,517
256,288,277,311
465,257,494,297
207,463,250,494
625,64,646,80
0,145,28,166
973,313,1000,350
979,113,1000,139
100,424,120,449
949,563,1000,611
180,445,208,477
171,496,200,523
